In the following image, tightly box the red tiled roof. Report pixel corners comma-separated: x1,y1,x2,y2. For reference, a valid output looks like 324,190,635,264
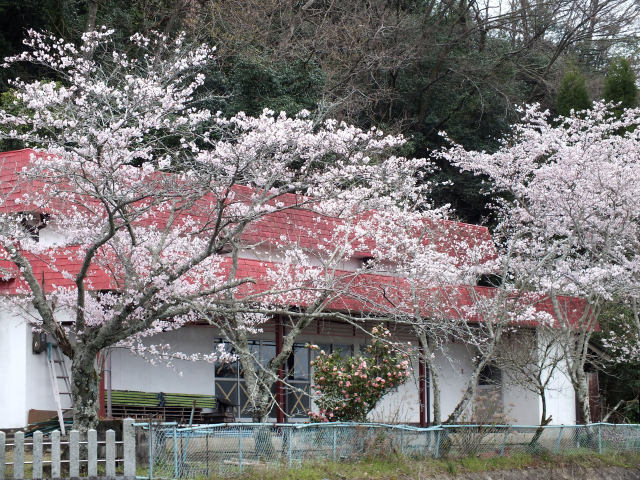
0,149,588,326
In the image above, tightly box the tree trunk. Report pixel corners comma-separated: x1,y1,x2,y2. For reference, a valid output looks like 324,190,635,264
429,360,442,425
528,386,552,450
576,368,592,425
235,350,274,422
71,350,100,431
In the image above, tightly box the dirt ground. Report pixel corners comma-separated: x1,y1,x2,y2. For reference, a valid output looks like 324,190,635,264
431,465,640,479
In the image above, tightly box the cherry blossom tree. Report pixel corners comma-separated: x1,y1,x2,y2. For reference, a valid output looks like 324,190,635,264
0,29,443,429
344,211,559,424
444,102,640,423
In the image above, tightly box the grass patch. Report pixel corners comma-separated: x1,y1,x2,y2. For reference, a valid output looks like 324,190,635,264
218,451,640,479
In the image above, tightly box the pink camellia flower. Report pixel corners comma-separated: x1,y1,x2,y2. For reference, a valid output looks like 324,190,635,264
345,381,351,387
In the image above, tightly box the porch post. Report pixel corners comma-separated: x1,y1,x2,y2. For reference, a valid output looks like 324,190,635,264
418,344,426,427
276,316,285,423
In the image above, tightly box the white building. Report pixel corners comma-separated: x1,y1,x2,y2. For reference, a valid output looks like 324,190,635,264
0,149,579,430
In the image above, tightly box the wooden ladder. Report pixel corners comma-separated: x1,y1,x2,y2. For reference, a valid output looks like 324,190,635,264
46,343,72,435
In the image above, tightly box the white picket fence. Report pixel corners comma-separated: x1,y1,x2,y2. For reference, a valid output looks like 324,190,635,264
0,418,136,480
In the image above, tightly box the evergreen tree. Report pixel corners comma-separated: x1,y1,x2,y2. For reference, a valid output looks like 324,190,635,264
556,68,591,117
604,57,638,111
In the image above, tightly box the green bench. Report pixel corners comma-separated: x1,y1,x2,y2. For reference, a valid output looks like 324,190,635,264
105,389,234,423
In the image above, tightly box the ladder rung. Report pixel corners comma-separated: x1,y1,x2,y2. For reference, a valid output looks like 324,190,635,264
53,360,65,363
56,375,69,379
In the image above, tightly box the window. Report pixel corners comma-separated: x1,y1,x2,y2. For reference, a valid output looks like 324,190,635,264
314,343,354,359
214,340,276,418
478,365,502,386
20,212,47,241
214,340,355,419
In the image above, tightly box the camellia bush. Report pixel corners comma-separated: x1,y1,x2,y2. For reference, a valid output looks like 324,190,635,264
309,325,411,422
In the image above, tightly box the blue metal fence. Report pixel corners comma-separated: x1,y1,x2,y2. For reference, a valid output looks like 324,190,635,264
133,422,640,479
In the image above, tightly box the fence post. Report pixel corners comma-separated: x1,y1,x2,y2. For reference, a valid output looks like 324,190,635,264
51,430,61,480
88,429,97,478
499,429,509,457
106,429,116,479
400,429,405,456
69,430,79,479
148,422,153,480
434,430,441,459
173,425,178,479
238,429,243,472
555,427,563,454
288,428,293,468
123,418,136,480
0,430,5,480
424,430,431,458
14,431,24,480
598,424,602,454
332,428,337,461
33,431,43,479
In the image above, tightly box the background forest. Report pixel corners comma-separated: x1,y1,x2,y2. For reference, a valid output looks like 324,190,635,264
1,0,638,422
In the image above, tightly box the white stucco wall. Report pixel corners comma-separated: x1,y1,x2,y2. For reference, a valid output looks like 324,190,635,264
0,310,28,428
24,340,71,415
502,370,540,425
1,320,579,429
107,327,554,425
541,340,576,425
110,326,218,395
0,308,72,429
430,342,475,422
369,359,420,423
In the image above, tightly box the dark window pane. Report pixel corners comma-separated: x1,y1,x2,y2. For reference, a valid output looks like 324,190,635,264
286,384,310,418
332,344,353,358
239,380,251,417
313,344,331,360
290,344,309,380
215,380,239,416
260,341,276,368
479,365,502,386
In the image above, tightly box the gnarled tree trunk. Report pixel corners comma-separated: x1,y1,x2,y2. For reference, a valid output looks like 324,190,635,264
70,349,100,431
